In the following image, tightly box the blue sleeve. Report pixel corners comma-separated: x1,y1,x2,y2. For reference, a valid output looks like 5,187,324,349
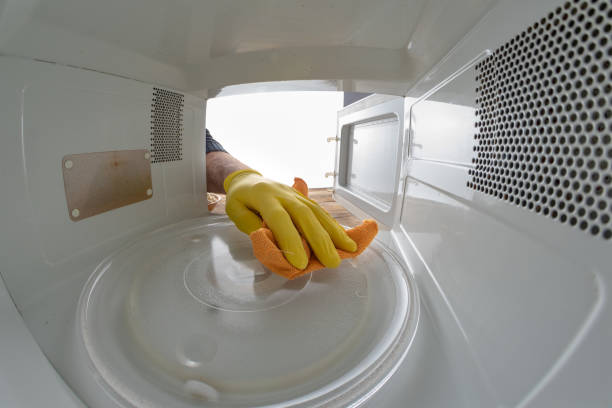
205,129,227,154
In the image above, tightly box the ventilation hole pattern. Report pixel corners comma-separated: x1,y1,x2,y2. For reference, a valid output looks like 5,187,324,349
469,0,612,240
150,87,184,163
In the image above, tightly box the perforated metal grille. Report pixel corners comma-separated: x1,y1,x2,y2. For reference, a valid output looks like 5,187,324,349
469,0,612,239
150,87,184,163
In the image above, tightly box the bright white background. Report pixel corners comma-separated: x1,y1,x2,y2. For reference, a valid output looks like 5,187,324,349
205,91,342,188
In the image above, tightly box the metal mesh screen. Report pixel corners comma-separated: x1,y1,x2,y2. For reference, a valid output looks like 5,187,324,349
150,87,184,163
469,0,612,239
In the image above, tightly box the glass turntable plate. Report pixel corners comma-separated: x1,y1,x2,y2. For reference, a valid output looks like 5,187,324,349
78,219,418,407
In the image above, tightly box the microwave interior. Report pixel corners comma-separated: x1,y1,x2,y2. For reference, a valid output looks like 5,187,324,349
0,0,610,407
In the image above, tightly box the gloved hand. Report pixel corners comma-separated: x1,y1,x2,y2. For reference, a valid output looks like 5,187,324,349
224,169,357,270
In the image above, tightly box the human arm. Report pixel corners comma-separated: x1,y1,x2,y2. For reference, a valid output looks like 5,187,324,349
205,129,250,193
204,130,357,270
206,151,250,194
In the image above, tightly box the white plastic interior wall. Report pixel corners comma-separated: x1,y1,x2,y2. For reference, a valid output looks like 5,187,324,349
0,0,610,406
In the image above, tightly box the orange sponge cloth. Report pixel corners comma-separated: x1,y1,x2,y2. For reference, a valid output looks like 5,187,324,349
248,178,379,279
250,220,378,279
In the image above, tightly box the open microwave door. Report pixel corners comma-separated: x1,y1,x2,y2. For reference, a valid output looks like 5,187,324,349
333,96,406,226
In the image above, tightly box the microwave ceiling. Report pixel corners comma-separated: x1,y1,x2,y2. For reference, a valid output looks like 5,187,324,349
0,0,497,95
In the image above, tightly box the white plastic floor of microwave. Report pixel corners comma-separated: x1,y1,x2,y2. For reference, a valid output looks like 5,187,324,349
78,219,418,408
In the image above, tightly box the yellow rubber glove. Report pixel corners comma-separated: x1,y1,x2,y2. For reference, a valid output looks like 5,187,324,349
224,169,357,270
